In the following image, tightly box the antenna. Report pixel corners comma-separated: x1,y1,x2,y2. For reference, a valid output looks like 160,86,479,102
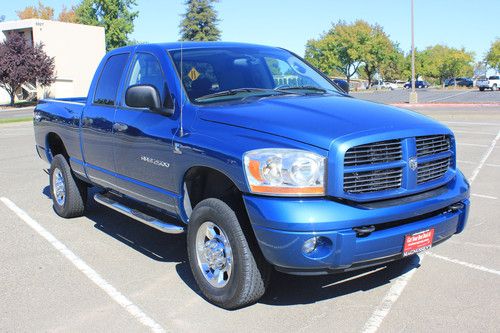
179,40,184,137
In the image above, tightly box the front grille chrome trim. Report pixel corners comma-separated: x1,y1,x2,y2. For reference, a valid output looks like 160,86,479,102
341,135,453,197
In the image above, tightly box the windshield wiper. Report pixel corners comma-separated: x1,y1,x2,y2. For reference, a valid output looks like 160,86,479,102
276,86,328,94
195,88,289,102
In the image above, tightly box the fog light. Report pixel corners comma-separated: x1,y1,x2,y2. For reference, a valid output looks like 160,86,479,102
302,237,320,254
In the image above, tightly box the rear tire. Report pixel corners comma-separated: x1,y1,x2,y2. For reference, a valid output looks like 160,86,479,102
187,198,270,309
492,84,498,91
49,154,87,218
479,87,485,91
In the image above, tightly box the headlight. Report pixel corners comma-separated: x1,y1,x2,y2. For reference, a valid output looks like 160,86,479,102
243,148,325,196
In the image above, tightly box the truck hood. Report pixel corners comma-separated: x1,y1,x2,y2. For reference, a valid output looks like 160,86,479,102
198,95,449,150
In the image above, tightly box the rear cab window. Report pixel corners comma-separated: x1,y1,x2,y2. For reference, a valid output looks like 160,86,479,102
93,53,129,106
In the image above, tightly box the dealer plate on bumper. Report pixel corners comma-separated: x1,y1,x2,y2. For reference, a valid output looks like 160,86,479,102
403,229,435,257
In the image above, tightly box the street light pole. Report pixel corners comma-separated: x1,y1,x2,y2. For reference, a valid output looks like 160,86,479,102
409,0,418,103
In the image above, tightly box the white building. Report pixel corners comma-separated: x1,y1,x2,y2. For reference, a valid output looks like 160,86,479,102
0,19,105,105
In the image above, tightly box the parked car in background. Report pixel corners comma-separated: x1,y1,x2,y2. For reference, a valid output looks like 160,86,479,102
333,78,349,93
477,76,500,91
404,80,430,89
445,77,473,88
371,80,398,90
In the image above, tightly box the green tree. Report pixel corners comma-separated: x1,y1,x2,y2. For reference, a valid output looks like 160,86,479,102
362,24,399,85
75,0,138,50
419,45,474,85
305,20,374,83
486,39,500,73
379,48,405,81
179,0,221,41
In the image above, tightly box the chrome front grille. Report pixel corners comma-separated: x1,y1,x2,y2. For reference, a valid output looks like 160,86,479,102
344,168,403,193
341,134,453,198
416,135,450,157
344,139,402,166
417,157,451,184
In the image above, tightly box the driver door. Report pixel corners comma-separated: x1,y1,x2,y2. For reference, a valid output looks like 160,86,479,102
112,51,179,212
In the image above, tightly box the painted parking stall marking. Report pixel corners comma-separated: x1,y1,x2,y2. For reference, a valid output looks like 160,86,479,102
0,197,166,333
361,126,500,333
427,252,500,276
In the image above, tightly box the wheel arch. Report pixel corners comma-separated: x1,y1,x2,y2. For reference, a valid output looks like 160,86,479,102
45,132,69,163
181,165,248,223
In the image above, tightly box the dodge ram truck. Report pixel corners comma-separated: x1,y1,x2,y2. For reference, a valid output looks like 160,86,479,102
34,42,470,309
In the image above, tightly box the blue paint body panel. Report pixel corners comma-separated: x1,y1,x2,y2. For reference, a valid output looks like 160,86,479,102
33,42,470,274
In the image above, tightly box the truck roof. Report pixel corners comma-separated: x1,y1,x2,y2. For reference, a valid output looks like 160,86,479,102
110,41,279,54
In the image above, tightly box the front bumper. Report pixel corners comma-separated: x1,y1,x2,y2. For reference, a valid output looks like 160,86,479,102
244,171,470,275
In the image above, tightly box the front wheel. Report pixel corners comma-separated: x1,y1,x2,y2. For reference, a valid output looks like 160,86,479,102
492,84,498,91
479,87,485,91
187,198,270,309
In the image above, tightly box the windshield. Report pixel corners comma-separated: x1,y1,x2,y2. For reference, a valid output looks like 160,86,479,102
168,47,342,103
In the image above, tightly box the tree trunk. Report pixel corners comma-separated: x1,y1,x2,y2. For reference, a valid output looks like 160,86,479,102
9,92,15,107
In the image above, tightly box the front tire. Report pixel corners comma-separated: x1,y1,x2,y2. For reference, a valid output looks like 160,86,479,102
49,154,87,218
479,87,485,91
187,198,269,309
492,84,498,91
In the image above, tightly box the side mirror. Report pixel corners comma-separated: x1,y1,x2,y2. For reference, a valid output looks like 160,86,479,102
125,85,174,116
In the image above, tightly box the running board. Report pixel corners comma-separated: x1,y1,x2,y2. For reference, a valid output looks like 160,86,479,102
94,193,185,234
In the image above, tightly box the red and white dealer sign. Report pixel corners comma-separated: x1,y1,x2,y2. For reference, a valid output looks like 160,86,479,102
403,229,435,256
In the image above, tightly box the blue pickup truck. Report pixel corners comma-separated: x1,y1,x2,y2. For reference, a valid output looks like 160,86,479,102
34,42,470,309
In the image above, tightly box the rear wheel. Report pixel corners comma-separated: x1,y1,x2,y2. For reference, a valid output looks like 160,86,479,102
49,155,87,218
492,84,498,91
187,198,270,309
479,87,485,91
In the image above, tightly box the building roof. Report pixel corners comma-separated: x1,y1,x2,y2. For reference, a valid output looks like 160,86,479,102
0,19,105,32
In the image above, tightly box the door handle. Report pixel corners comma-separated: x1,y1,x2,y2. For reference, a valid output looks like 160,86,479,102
113,123,128,132
82,117,93,126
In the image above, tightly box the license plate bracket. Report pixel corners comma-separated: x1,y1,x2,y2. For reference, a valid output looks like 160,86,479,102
403,229,434,257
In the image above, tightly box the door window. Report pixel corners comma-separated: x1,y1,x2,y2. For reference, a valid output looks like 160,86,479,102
126,53,166,103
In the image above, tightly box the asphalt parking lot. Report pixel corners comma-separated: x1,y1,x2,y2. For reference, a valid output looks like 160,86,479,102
351,88,500,104
1,105,499,332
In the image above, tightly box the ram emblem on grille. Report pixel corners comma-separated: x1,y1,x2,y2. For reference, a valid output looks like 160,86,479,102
409,157,418,171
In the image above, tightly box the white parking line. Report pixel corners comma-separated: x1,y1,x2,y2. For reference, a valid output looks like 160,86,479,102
428,90,471,103
362,130,500,332
444,121,500,126
470,130,500,184
471,193,498,200
361,255,424,333
457,143,489,148
0,197,166,333
486,163,500,168
427,252,500,276
453,130,498,135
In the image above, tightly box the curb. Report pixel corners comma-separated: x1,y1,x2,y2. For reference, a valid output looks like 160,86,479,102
0,106,35,112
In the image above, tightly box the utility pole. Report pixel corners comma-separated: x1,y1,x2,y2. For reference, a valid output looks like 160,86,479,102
409,0,418,104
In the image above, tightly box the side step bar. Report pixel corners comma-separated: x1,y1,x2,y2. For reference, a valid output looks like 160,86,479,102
94,193,185,234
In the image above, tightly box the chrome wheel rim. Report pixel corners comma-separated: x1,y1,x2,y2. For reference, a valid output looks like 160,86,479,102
195,221,233,288
52,168,66,206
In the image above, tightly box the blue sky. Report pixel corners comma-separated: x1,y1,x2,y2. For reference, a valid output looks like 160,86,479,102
2,0,499,61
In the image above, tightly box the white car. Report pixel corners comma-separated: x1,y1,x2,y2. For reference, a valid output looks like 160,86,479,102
477,75,500,91
372,81,398,90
